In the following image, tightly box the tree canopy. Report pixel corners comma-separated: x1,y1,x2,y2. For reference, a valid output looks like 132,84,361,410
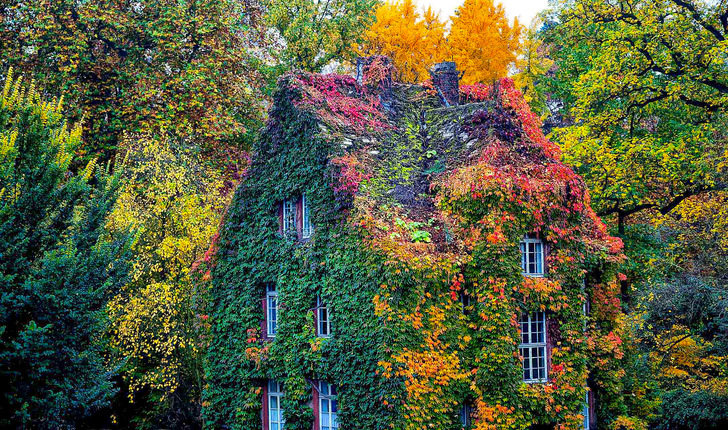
0,0,265,161
358,0,521,84
263,0,379,72
544,0,728,232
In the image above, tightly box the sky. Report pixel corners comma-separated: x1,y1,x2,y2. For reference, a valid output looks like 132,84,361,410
415,0,550,27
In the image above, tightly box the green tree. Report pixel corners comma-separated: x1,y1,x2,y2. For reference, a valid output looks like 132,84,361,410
541,1,728,427
513,19,553,119
0,70,132,427
263,0,379,72
544,0,728,234
0,0,265,162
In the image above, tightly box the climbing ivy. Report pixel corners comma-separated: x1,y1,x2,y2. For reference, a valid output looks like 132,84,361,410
203,68,638,429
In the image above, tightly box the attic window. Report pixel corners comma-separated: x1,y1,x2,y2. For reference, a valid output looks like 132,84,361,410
520,238,544,276
519,311,547,383
279,194,315,240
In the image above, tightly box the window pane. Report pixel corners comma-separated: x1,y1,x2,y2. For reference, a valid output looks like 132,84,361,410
319,308,329,336
283,199,296,234
537,319,544,343
520,242,526,271
302,193,313,238
520,240,545,275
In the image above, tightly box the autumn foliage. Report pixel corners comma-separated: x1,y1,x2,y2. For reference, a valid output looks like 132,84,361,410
359,0,521,84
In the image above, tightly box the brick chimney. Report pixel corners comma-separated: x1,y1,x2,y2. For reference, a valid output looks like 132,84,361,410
356,56,394,109
430,62,459,107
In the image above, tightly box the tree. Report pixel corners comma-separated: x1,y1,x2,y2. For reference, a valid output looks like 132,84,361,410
358,0,447,83
358,0,521,84
449,0,521,85
0,70,132,427
0,0,265,162
263,0,379,72
513,19,554,119
105,134,226,427
543,0,728,234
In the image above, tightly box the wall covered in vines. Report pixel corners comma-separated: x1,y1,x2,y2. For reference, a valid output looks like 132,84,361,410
202,63,633,430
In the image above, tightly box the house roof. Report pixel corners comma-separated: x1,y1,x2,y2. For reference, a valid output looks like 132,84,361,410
261,59,622,265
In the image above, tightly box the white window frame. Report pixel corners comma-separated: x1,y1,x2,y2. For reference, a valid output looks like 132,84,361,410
317,296,330,338
268,379,285,430
302,193,314,239
266,284,278,338
583,391,590,430
283,198,297,235
520,238,545,277
519,311,548,383
319,381,338,430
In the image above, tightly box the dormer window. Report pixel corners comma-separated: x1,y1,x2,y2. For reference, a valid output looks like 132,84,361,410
519,311,547,383
266,284,278,338
316,296,330,338
520,238,544,276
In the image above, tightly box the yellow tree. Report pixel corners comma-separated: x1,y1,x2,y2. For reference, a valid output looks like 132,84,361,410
449,0,521,84
106,134,226,424
358,0,447,83
514,20,554,118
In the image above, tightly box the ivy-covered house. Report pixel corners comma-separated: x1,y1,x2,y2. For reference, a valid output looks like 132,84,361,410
203,57,628,430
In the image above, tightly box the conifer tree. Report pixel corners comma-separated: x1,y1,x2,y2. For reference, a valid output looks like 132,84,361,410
0,70,132,427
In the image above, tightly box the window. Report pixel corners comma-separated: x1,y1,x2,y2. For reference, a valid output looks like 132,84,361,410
268,380,285,430
317,296,330,338
283,198,297,235
302,193,314,239
583,391,590,430
459,403,472,427
319,381,338,430
459,290,471,314
519,311,547,382
267,284,278,338
520,238,544,276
